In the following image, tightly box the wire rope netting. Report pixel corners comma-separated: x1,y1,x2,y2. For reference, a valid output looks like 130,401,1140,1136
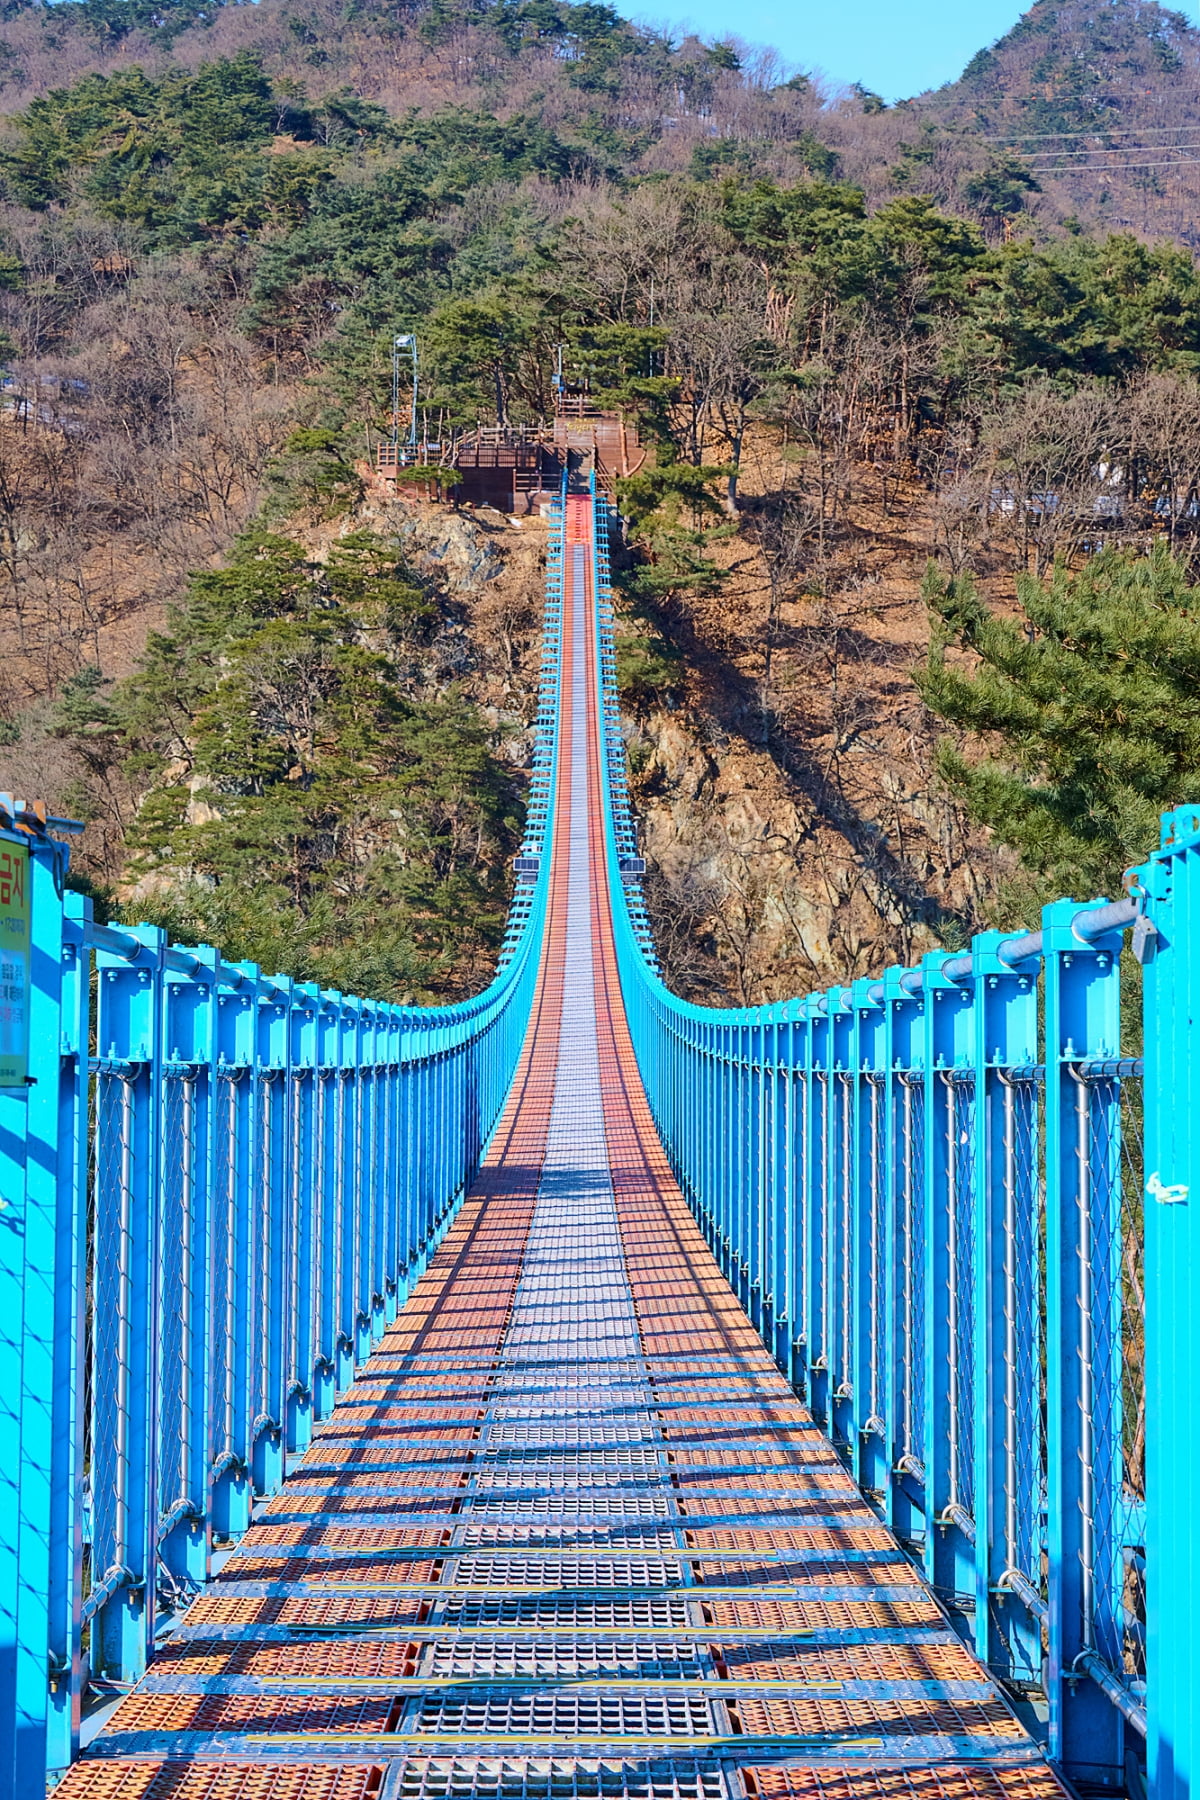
895,1074,926,1463
1002,1075,1045,1598
89,1073,135,1589
945,1073,977,1517
865,1073,887,1429
831,1074,854,1419
210,1072,241,1468
157,1075,194,1522
1082,1067,1146,1685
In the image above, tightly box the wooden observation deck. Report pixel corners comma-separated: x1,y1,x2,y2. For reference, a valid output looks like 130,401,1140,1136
375,403,643,513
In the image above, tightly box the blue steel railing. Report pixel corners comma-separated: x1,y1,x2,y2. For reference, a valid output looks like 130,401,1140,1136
0,492,566,1797
586,477,1195,1796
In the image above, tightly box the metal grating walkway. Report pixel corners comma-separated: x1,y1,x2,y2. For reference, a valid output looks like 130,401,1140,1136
56,494,1069,1800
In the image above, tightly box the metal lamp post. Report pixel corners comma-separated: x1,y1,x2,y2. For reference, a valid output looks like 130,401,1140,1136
393,334,418,450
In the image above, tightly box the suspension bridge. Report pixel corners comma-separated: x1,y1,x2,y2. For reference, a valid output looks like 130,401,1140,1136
2,478,1198,1800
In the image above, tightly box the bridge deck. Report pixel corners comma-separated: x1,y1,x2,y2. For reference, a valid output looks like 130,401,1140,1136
59,496,1065,1800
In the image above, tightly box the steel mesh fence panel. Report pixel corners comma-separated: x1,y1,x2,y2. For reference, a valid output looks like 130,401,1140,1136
210,1074,239,1468
946,1073,976,1518
1003,1075,1044,1594
808,1071,828,1421
864,1075,886,1430
895,1074,925,1462
166,1076,201,1514
831,1073,853,1420
1082,1072,1124,1676
1080,1068,1146,1687
1119,1074,1146,1686
89,1073,134,1595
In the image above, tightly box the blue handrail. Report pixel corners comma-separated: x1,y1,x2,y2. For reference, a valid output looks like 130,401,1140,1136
0,487,569,1795
584,478,1186,1787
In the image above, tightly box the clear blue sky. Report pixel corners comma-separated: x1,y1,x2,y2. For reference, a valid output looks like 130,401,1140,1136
625,0,1199,100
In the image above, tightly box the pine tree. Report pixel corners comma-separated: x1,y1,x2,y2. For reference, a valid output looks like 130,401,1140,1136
916,543,1200,900
82,531,522,1001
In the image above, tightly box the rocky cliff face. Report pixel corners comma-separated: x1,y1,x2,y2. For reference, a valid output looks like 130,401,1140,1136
612,470,1012,1004
333,489,996,1007
304,483,1009,1005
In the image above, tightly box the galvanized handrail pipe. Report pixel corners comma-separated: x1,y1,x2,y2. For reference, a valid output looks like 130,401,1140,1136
79,1564,136,1628
891,896,1140,998
1074,1649,1148,1739
1069,1063,1098,1665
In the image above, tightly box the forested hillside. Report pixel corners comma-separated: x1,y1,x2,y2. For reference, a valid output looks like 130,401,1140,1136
3,0,1200,1001
915,1,1200,245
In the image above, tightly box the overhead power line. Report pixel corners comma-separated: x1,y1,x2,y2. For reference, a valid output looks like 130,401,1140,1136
1025,136,1200,155
1028,156,1200,172
982,123,1200,142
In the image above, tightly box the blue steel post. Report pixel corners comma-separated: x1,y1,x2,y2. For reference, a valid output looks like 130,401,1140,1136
160,944,220,1596
726,1033,738,1285
879,970,902,1533
968,950,989,1659
734,1036,741,1288
735,1030,750,1310
335,999,356,1390
700,1023,712,1261
853,983,886,1497
882,964,925,1546
921,955,975,1607
970,934,1039,1678
1139,808,1200,1800
1043,896,1124,1787
360,1015,379,1347
47,888,90,1777
290,987,320,1452
93,924,166,1683
731,1032,743,1291
0,822,27,1800
3,825,73,1799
